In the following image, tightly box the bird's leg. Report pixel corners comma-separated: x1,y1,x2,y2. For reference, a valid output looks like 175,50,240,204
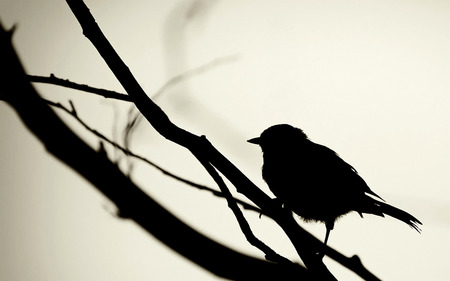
323,221,334,247
318,221,334,259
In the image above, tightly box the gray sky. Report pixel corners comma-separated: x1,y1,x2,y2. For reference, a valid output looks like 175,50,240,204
1,0,449,280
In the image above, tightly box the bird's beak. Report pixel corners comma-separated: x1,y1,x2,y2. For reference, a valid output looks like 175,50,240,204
247,137,260,145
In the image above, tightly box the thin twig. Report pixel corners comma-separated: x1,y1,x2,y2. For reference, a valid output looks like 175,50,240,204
1,23,308,278
124,55,239,149
27,55,237,105
123,105,141,149
63,1,379,279
195,142,292,264
42,98,378,279
151,54,239,100
27,73,132,101
43,98,262,214
27,55,239,151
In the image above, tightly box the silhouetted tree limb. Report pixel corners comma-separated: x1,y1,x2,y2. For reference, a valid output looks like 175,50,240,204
41,91,295,264
26,54,239,153
196,149,292,264
63,1,381,280
124,54,239,148
27,73,132,101
1,2,384,278
0,21,309,281
26,55,238,103
38,97,377,280
43,97,262,214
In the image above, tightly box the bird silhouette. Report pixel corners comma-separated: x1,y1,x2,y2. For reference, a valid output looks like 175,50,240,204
248,124,422,248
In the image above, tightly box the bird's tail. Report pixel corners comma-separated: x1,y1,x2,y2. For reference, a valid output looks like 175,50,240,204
378,201,422,232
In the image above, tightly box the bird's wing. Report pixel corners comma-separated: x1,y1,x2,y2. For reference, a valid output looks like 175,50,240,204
310,142,384,201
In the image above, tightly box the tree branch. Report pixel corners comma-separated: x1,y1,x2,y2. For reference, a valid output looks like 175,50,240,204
63,1,354,280
27,73,132,101
0,20,308,280
195,145,292,264
43,97,262,214
5,1,384,278
41,97,380,280
151,54,239,100
124,54,239,148
26,55,238,103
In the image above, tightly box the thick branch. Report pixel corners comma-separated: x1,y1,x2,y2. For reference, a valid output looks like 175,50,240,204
66,0,191,145
14,1,382,279
42,97,380,280
62,1,355,280
0,21,308,280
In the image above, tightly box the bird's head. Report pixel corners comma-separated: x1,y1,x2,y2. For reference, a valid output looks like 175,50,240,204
248,124,308,151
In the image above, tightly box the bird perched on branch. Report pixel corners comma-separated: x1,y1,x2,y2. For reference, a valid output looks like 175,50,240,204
248,124,421,248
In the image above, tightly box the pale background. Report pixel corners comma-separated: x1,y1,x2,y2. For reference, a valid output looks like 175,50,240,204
1,0,449,280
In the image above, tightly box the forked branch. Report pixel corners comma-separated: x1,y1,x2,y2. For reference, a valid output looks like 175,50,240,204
0,20,308,281
44,98,262,214
63,1,369,280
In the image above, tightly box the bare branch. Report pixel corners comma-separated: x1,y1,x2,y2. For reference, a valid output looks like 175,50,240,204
124,55,239,149
63,0,338,279
195,143,291,264
152,54,239,100
62,2,383,279
35,98,382,280
27,73,132,101
43,98,262,214
123,105,141,149
0,22,309,280
28,56,239,154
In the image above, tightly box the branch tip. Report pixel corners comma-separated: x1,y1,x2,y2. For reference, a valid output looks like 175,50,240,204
69,100,77,116
7,23,17,39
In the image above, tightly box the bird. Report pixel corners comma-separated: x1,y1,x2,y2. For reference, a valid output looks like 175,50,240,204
248,124,422,249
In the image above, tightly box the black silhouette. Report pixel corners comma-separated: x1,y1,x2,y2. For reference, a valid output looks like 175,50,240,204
249,124,422,249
